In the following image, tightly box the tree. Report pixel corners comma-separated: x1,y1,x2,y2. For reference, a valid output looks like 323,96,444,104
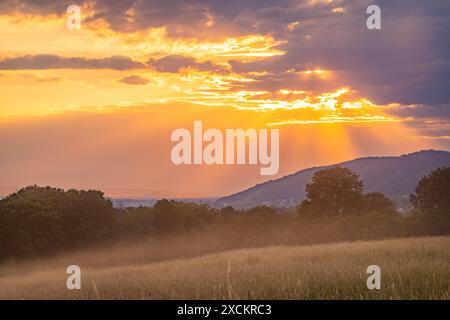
363,192,397,215
0,186,67,260
152,199,212,236
60,188,115,248
298,167,364,217
410,167,450,217
0,185,115,261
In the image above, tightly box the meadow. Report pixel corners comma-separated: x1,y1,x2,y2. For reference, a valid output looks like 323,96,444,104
0,236,448,300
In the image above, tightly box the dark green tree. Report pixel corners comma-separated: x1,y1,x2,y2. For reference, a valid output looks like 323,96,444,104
0,185,115,261
363,192,397,215
410,167,450,217
298,167,365,217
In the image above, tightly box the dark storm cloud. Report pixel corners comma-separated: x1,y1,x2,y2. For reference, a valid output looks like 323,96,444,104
386,104,450,121
0,0,82,15
0,54,145,70
90,0,211,36
227,0,450,107
147,55,226,73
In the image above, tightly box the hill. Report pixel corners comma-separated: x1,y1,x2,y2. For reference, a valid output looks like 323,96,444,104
217,150,450,209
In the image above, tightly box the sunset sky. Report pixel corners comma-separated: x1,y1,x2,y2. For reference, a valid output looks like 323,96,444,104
0,0,449,198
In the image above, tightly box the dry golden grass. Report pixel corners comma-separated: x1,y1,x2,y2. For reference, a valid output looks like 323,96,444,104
0,236,449,300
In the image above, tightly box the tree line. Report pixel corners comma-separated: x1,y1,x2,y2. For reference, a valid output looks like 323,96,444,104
0,167,449,263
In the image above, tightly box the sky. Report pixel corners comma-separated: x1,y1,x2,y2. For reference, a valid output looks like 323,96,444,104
0,0,449,198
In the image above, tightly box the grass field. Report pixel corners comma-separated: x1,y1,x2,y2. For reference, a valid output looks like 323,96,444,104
0,236,449,300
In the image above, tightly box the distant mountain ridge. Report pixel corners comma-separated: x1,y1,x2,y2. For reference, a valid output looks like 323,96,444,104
216,150,450,209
